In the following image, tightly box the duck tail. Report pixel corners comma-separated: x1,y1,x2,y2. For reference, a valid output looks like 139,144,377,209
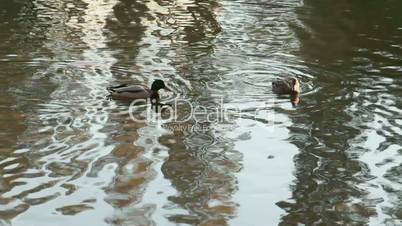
107,84,127,92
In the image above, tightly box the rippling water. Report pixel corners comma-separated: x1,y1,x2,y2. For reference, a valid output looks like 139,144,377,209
0,0,401,225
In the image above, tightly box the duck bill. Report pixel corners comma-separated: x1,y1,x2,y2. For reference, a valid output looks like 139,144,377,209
163,87,172,92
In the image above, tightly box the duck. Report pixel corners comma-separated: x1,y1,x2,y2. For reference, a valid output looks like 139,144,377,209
272,77,300,95
107,79,171,104
272,77,301,106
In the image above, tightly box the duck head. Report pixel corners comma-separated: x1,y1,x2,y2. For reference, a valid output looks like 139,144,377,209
290,77,300,94
151,79,171,92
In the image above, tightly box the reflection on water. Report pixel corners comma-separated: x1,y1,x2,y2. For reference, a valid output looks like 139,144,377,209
280,1,402,225
0,0,401,225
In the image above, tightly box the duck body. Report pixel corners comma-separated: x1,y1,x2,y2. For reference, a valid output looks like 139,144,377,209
107,79,169,103
272,77,301,106
107,84,158,102
272,77,300,95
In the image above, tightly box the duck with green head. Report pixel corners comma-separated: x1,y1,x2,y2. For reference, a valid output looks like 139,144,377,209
107,79,171,104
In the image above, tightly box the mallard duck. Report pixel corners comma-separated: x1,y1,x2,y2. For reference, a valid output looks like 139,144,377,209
107,79,170,103
272,77,301,106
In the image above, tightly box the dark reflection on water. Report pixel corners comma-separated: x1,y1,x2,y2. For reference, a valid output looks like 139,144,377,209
0,0,43,149
0,0,401,225
280,0,402,225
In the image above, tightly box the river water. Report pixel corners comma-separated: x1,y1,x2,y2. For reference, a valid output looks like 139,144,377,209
0,0,401,225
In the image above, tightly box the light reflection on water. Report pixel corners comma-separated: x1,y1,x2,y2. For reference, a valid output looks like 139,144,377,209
0,0,401,225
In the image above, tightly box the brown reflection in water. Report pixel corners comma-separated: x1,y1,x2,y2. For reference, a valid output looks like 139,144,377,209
160,129,241,226
104,0,148,77
102,1,159,225
0,0,60,220
0,0,40,149
169,0,222,58
182,2,222,43
104,114,157,225
1,0,120,222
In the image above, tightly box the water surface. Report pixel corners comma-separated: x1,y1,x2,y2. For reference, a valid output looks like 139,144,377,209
0,0,401,225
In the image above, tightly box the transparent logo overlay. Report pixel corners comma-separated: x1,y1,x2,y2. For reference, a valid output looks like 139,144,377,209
128,98,276,132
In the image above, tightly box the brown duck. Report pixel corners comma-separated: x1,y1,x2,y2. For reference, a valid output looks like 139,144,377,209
107,79,170,104
272,77,301,105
